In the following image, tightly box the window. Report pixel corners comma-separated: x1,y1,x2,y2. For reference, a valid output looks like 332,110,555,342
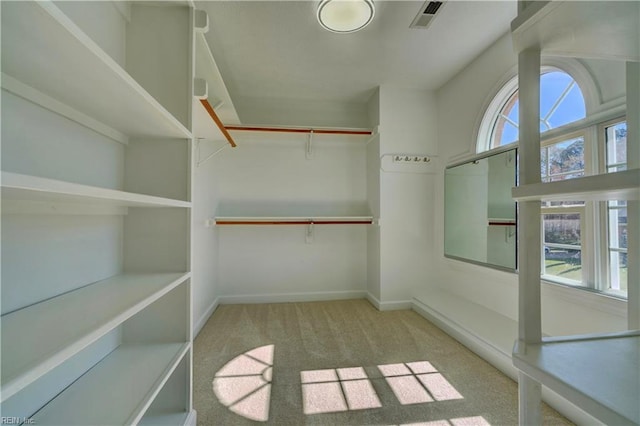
604,121,628,295
477,66,627,298
486,70,586,150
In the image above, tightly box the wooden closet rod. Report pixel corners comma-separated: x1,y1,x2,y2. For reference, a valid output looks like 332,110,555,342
216,220,373,225
200,99,237,147
225,125,372,136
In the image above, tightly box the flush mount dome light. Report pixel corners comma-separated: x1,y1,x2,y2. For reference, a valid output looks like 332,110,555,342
317,0,375,33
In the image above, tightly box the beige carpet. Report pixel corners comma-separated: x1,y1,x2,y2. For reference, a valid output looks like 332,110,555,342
194,299,572,425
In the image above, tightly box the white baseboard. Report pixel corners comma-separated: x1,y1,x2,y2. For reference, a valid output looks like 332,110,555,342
217,290,367,305
184,409,197,426
412,298,516,378
366,293,412,311
194,297,219,338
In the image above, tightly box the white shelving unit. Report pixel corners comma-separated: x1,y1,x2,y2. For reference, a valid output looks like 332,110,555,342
1,1,196,424
32,343,190,425
1,273,190,401
1,2,191,139
511,1,639,424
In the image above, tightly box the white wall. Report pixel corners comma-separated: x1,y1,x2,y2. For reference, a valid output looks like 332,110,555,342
191,139,222,334
210,132,369,303
376,87,438,307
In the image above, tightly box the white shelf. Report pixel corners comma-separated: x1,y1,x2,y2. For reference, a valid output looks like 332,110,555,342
139,412,191,425
513,331,640,425
512,169,640,202
0,1,192,139
1,172,191,209
195,32,240,126
32,343,190,425
511,1,640,61
1,272,190,402
215,202,374,224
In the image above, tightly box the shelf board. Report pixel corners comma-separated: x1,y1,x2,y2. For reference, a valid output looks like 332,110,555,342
32,343,190,425
215,202,374,225
1,1,192,139
511,1,640,61
513,331,640,425
139,412,191,426
1,272,190,402
195,32,240,126
512,169,640,202
1,172,191,209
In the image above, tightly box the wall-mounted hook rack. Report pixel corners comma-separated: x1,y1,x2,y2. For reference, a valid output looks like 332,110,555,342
380,153,438,173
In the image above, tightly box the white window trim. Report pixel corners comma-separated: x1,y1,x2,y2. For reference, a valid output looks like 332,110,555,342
598,118,629,297
475,58,600,155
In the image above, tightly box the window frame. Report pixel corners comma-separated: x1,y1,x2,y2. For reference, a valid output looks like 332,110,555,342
597,118,629,297
475,63,628,299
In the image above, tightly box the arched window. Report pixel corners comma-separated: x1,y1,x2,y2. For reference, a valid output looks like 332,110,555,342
474,65,629,298
479,69,587,152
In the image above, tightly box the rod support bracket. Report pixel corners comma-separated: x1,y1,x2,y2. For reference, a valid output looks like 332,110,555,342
306,130,314,160
306,221,314,243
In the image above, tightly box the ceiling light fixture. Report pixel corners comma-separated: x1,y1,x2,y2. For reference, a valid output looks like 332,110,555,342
317,0,375,34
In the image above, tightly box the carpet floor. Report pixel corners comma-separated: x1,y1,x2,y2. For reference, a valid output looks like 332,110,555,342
194,299,572,425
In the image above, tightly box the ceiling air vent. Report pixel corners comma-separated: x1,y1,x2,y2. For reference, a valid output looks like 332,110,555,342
410,0,445,30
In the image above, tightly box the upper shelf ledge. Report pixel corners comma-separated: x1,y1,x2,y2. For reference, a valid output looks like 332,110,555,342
513,330,640,425
1,1,192,139
511,1,640,61
512,169,640,202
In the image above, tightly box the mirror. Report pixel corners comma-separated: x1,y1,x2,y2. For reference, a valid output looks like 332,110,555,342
444,148,517,271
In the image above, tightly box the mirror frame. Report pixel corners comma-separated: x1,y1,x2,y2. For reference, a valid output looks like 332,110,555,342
444,146,518,272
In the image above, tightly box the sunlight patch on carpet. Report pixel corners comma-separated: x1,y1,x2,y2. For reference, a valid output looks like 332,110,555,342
379,361,463,405
301,367,382,414
212,344,274,422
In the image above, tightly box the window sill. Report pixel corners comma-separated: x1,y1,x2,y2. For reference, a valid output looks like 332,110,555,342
541,278,627,318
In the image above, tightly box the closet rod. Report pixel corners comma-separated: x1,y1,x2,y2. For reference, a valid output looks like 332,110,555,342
216,220,373,225
225,125,373,136
200,99,237,147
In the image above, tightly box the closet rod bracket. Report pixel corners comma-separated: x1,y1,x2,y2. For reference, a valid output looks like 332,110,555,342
306,130,314,160
306,221,314,244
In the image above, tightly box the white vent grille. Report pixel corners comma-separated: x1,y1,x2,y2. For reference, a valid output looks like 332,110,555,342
410,1,445,29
